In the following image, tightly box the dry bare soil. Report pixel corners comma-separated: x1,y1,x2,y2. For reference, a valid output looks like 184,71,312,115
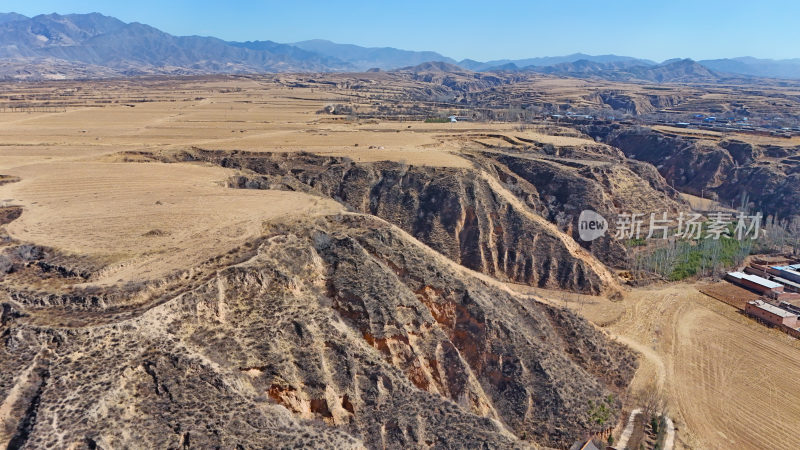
619,285,800,450
517,283,800,450
0,76,614,285
0,75,798,448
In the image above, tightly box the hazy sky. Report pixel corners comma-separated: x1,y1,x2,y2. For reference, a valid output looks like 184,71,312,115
3,0,798,62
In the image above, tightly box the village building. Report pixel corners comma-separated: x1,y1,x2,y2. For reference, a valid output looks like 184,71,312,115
770,265,800,284
725,272,784,295
745,300,799,329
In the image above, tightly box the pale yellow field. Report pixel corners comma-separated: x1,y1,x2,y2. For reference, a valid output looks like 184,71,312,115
654,125,800,147
0,161,342,284
516,283,800,450
0,76,619,285
0,84,479,170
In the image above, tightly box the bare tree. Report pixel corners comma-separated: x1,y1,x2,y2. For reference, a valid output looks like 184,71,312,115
636,381,666,424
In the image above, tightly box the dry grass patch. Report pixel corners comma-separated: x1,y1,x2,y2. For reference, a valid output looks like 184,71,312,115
0,161,341,284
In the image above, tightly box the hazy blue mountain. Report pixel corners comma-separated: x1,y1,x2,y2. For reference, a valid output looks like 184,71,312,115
0,11,797,82
396,61,469,73
456,59,486,71
0,12,351,75
699,57,800,79
487,62,519,72
460,53,656,72
0,12,126,57
293,39,456,71
627,59,720,82
227,40,353,69
0,12,27,24
518,53,656,67
524,58,722,83
522,59,647,76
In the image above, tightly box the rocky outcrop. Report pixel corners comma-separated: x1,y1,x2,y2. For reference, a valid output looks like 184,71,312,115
0,215,637,449
608,128,735,197
591,91,685,115
477,152,685,267
185,150,618,294
608,127,800,221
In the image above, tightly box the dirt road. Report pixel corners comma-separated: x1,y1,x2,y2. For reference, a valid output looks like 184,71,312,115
609,285,800,449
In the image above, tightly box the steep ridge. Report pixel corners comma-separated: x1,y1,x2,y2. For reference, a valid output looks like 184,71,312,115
173,149,619,294
159,148,684,292
0,215,636,448
476,151,686,267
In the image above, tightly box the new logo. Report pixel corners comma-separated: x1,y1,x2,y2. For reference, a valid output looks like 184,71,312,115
578,210,608,241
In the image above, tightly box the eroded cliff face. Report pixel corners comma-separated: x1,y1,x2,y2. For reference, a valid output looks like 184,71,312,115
186,149,618,294
608,129,735,196
608,128,800,221
163,148,684,292
0,216,636,449
590,91,686,115
476,152,685,268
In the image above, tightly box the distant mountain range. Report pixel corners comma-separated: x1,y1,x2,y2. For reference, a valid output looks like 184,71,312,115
0,13,354,75
458,54,656,72
1,12,798,81
517,59,723,83
292,39,456,71
0,12,27,24
698,57,800,80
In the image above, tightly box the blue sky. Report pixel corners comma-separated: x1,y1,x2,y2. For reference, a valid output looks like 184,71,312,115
3,0,798,62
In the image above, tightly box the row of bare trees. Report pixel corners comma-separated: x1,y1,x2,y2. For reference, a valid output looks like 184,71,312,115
627,213,799,281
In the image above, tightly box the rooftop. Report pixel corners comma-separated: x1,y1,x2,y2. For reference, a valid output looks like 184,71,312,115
728,272,783,289
779,302,800,315
749,300,798,319
771,276,800,290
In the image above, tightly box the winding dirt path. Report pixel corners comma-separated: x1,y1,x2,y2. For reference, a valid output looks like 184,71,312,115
609,285,800,449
